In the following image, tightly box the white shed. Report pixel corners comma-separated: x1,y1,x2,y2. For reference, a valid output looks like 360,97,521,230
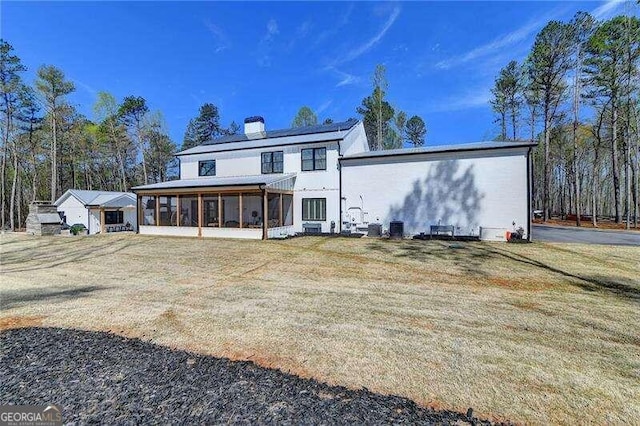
54,189,138,234
339,141,534,241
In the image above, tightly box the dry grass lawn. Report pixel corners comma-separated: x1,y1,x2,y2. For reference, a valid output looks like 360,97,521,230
1,233,639,424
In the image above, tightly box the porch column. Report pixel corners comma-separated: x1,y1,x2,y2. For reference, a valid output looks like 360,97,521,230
239,192,243,228
218,193,222,227
100,208,105,234
263,190,268,240
155,196,160,226
279,193,283,227
176,195,181,226
197,193,202,237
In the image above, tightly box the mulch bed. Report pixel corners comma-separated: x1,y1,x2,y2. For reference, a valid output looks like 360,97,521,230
0,327,499,425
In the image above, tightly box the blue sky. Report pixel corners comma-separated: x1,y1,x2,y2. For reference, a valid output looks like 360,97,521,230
2,1,636,147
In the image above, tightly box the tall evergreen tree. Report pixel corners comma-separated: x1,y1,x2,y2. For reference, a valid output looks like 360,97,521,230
491,60,522,140
528,21,573,221
292,106,318,127
357,65,395,150
94,91,130,191
405,116,427,147
194,103,222,142
118,95,149,184
182,119,198,150
0,40,26,229
568,11,596,226
35,65,75,202
584,15,640,224
182,103,223,150
226,120,240,135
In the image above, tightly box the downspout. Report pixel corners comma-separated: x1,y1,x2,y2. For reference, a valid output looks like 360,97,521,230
338,140,342,234
527,147,532,242
259,185,267,240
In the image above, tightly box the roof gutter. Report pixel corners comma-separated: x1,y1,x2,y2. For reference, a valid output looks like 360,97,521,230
339,143,538,162
175,134,350,157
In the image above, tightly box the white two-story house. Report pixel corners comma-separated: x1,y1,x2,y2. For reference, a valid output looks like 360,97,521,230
133,117,368,239
133,116,536,241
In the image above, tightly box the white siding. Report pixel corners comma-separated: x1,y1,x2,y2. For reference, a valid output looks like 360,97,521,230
139,226,263,239
341,148,530,240
201,228,262,239
139,226,199,237
88,209,101,234
123,209,138,231
57,196,88,230
178,141,343,234
340,122,370,156
57,194,138,235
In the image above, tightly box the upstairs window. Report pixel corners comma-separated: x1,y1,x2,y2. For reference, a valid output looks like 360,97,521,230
301,147,326,171
261,151,284,174
199,160,216,176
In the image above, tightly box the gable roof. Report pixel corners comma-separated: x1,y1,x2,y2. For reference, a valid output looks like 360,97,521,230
176,119,360,156
54,189,136,208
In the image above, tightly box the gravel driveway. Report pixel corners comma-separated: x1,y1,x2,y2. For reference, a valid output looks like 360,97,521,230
0,327,495,425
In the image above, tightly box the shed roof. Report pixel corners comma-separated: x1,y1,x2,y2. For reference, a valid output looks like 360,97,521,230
340,141,537,161
176,119,360,156
131,174,297,191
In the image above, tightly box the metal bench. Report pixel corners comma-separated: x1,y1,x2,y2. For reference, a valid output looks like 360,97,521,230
302,223,322,234
430,225,454,238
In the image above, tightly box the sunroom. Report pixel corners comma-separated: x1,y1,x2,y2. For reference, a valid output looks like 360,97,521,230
132,174,295,239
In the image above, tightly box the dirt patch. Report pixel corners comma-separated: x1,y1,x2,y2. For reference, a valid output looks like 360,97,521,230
0,316,45,331
217,342,316,380
507,300,542,311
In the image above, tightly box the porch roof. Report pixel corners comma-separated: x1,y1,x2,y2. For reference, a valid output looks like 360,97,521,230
86,193,136,208
131,174,296,192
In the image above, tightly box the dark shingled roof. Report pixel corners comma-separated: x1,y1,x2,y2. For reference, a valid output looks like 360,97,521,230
202,118,359,146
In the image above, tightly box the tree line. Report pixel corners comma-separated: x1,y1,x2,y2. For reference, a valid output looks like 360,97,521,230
291,65,428,149
490,12,639,228
0,40,179,231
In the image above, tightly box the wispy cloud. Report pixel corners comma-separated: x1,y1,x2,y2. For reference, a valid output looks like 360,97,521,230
296,21,312,38
316,100,333,115
425,88,492,113
592,0,627,20
314,3,355,47
335,5,401,66
257,18,280,67
434,8,564,70
325,66,361,87
204,20,231,53
265,18,279,40
286,20,313,52
72,78,97,96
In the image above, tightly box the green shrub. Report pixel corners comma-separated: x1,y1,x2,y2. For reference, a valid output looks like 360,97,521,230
70,224,86,235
